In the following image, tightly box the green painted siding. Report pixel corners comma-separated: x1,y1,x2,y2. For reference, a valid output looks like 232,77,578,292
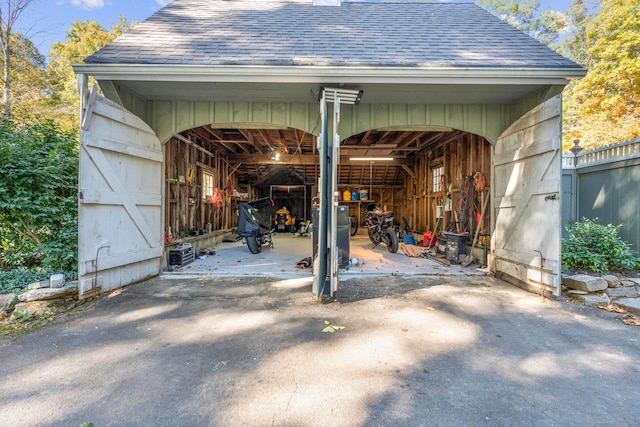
110,83,563,146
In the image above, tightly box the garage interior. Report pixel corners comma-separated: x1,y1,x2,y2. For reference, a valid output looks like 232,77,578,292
163,124,492,263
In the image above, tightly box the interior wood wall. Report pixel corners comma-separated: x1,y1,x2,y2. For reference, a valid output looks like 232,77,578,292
406,134,492,238
164,136,256,240
163,132,492,244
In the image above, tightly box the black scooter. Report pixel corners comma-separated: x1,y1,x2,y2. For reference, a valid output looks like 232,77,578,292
237,197,274,254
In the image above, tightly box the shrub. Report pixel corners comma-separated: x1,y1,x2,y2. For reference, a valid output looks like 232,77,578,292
0,116,78,274
562,217,639,273
0,268,77,294
0,268,50,294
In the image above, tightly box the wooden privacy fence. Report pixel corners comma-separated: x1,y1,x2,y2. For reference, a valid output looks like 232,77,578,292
562,137,640,254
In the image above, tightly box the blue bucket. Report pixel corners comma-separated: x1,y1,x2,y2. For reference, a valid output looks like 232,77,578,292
402,234,415,245
351,190,359,200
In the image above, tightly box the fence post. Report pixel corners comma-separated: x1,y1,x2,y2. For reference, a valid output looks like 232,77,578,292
569,139,582,224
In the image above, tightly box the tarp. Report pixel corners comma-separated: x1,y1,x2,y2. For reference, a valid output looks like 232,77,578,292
237,197,274,238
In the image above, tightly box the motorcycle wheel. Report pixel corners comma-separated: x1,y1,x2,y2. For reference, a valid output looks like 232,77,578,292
349,216,358,236
246,236,262,254
385,229,399,253
368,227,381,245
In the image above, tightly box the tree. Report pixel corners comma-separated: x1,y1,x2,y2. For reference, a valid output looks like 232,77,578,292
475,0,566,46
558,0,594,67
0,0,35,114
6,32,51,120
568,0,640,149
558,0,595,149
0,116,78,273
47,17,134,130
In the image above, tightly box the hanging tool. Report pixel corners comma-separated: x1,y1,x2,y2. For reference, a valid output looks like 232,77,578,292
473,193,490,246
461,192,490,267
428,184,451,247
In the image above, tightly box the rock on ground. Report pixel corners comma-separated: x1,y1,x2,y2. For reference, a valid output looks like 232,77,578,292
0,293,18,312
18,283,78,302
605,287,638,300
615,298,640,315
563,275,608,292
601,274,621,288
27,281,50,290
570,293,610,307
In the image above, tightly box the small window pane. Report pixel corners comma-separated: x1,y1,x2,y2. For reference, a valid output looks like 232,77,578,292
203,171,214,199
432,165,444,193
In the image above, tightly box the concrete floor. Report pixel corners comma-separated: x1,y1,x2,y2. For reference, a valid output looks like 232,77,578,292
164,231,484,279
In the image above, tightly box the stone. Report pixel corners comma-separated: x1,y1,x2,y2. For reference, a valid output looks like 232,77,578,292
49,273,66,288
621,280,636,287
0,293,18,311
563,275,608,292
570,293,610,308
567,290,588,295
602,274,621,288
27,280,50,290
604,287,638,300
628,278,640,286
18,283,78,302
12,298,76,316
615,298,640,315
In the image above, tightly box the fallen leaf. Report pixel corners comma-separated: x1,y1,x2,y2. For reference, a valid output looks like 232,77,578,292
601,304,626,314
332,325,345,330
221,361,228,366
324,320,331,325
322,326,335,333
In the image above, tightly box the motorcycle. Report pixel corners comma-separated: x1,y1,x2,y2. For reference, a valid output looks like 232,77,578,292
237,197,275,254
364,203,399,253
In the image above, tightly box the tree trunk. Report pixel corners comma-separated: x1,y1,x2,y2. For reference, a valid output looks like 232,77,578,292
0,0,36,115
3,43,10,114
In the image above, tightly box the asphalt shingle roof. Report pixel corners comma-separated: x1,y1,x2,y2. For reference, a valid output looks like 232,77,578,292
85,0,580,69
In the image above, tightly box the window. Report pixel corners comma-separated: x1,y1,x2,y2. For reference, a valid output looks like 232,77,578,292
432,165,444,193
202,171,215,199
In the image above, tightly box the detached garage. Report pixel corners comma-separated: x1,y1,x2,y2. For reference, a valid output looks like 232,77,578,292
73,0,585,299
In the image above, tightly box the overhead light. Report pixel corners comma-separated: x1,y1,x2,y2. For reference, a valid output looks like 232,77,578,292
321,87,363,105
349,157,394,161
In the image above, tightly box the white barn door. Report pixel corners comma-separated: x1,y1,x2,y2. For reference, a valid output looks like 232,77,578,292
78,90,163,298
491,96,562,295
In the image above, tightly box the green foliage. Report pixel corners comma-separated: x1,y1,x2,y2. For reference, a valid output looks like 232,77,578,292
0,116,78,273
0,268,49,294
476,0,565,46
47,17,135,131
558,0,593,67
562,218,639,273
5,32,53,121
11,309,53,325
565,0,640,149
0,267,77,295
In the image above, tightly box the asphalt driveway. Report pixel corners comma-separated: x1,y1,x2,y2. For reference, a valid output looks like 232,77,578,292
1,275,639,427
